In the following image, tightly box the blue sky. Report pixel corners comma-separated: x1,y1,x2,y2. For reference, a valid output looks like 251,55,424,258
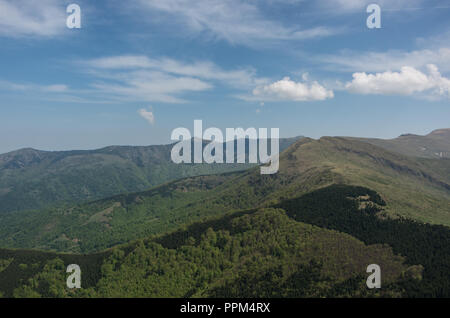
0,0,450,153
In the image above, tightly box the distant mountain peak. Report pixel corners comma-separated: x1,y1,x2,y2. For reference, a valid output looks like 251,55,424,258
8,147,41,154
428,128,450,136
0,147,48,160
399,133,419,138
0,148,47,169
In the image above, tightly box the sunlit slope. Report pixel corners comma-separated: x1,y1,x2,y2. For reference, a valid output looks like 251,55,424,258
285,137,450,225
0,136,449,253
178,136,450,225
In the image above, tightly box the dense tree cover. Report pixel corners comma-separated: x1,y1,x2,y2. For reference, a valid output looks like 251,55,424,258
0,173,244,253
0,164,319,253
0,248,108,297
10,208,410,298
276,184,450,297
0,185,425,298
0,185,448,298
0,152,255,214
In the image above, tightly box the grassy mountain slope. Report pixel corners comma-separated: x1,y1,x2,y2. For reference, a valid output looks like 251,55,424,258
284,137,450,225
350,128,450,159
0,136,449,254
0,137,300,214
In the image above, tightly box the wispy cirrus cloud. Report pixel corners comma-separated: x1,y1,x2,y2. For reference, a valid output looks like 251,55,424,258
0,80,69,93
82,55,268,103
0,54,269,104
135,0,338,46
315,0,426,13
91,71,212,104
315,48,450,73
85,55,268,88
0,0,66,37
0,79,114,104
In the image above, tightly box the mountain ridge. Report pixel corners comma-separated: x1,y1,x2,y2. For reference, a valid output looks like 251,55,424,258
1,135,449,254
348,128,450,159
0,137,301,213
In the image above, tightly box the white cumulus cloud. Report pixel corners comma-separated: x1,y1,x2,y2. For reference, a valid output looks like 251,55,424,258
138,108,155,125
345,64,450,98
252,77,334,102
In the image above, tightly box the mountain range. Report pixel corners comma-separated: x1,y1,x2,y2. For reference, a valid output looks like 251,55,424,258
0,129,449,298
0,137,300,213
350,128,450,159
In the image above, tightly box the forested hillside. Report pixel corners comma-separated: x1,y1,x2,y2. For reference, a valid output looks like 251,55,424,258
0,137,300,214
1,185,449,298
2,0,448,302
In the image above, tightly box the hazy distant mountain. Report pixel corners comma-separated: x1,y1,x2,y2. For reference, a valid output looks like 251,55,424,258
0,137,302,213
349,128,450,159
